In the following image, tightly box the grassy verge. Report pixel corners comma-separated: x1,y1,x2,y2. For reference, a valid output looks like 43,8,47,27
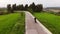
33,12,60,34
0,12,25,34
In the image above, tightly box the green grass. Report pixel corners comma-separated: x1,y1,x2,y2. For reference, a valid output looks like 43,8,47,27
0,12,25,34
33,12,60,34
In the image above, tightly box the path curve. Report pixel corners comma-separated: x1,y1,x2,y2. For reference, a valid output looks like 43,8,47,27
25,11,52,34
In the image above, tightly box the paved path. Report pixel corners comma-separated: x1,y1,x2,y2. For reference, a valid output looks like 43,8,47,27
25,11,52,34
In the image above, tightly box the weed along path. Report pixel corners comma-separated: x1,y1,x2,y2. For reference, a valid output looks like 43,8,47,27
25,11,52,34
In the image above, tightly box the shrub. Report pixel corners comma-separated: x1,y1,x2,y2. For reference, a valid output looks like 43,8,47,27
55,12,60,16
0,11,4,15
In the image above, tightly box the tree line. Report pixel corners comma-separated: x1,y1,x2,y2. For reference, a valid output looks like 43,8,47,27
7,2,43,13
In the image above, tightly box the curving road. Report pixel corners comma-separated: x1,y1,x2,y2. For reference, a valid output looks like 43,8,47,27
25,11,52,34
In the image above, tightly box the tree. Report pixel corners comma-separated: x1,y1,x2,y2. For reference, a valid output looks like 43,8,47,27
7,4,11,13
20,4,24,10
36,4,43,12
11,4,17,13
24,4,28,10
12,4,16,11
29,2,36,12
39,4,43,11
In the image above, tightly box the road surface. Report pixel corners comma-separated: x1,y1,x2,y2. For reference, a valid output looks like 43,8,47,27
25,11,52,34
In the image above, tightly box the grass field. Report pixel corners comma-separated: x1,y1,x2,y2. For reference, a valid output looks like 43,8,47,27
33,12,60,34
0,12,25,34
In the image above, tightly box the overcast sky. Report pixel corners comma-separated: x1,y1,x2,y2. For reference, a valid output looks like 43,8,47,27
0,0,60,8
